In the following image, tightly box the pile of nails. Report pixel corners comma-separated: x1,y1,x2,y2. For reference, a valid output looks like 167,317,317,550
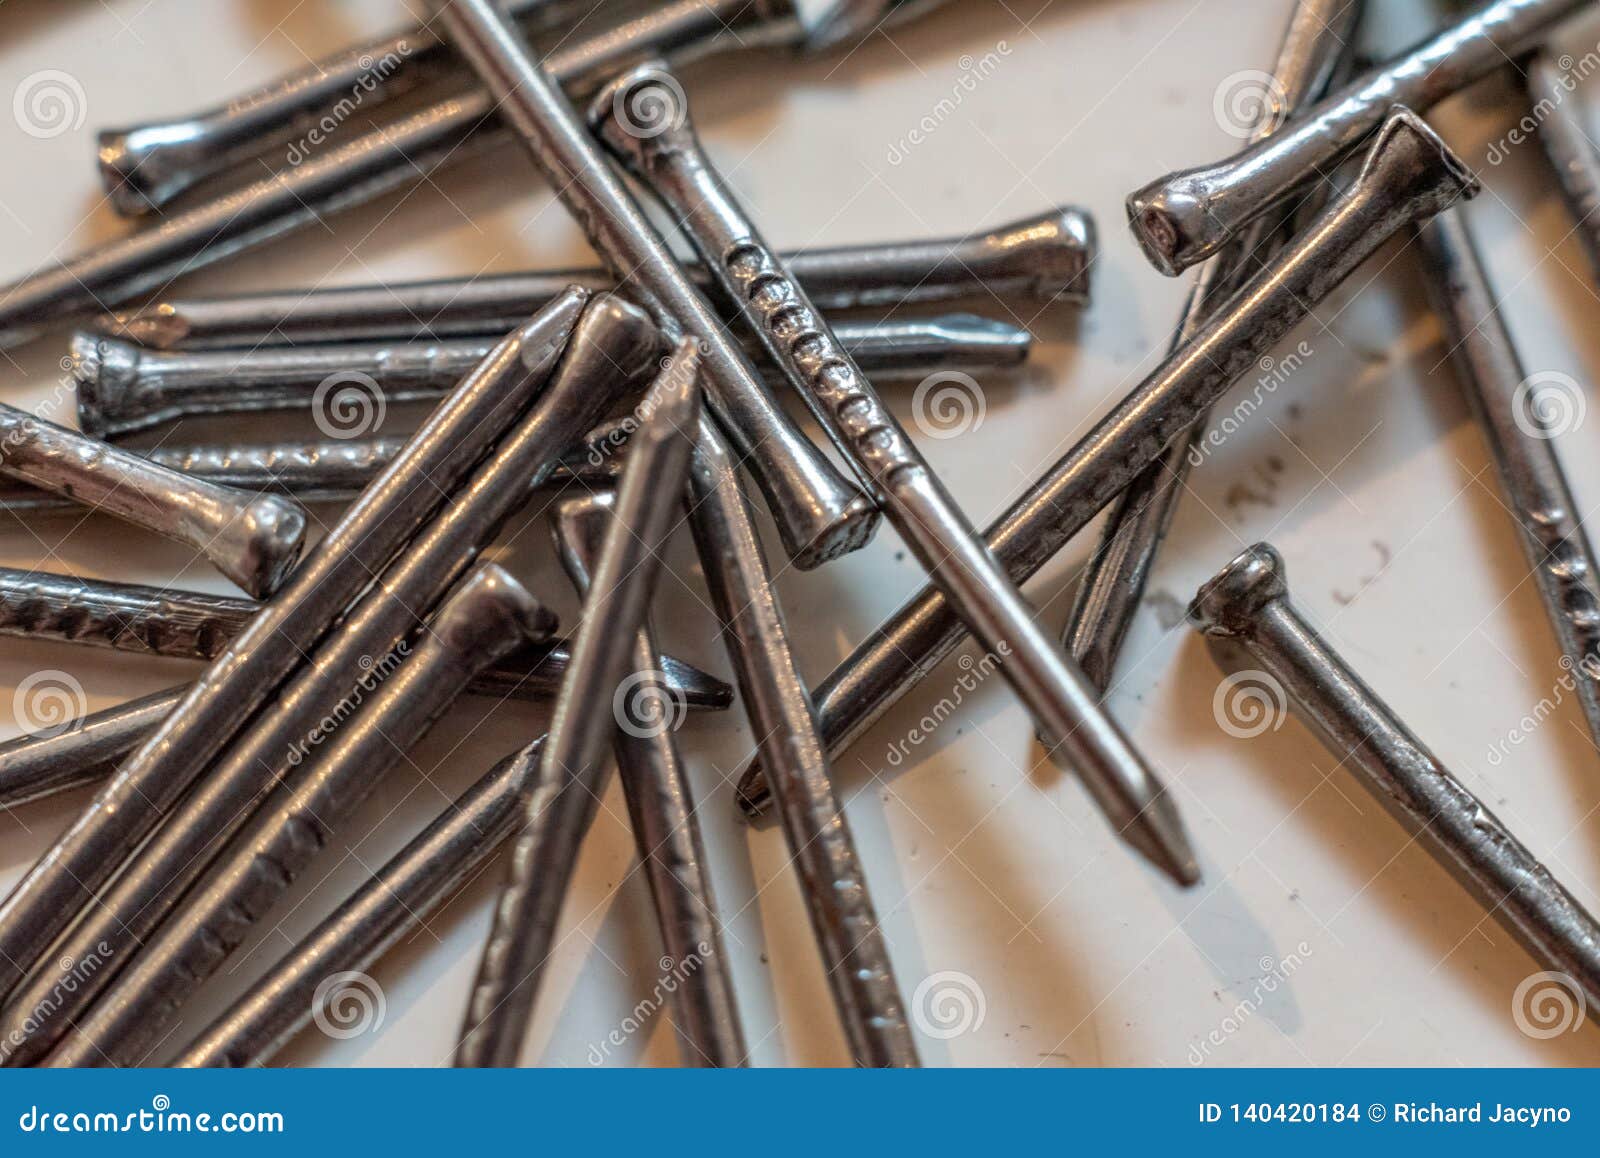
0,0,1594,1068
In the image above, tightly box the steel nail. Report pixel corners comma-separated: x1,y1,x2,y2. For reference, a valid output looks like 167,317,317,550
1125,0,1584,276
43,564,556,1067
734,108,1479,819
94,208,1091,349
1189,543,1600,1009
553,489,747,1067
72,316,1029,438
0,642,727,817
683,413,917,1066
97,0,594,215
170,737,550,1068
1416,207,1600,750
433,0,876,570
455,340,701,1068
0,0,795,349
0,295,657,1065
0,289,586,1003
1063,0,1359,694
0,565,727,705
0,686,185,812
0,434,626,514
597,62,1195,882
1526,51,1600,281
0,404,305,599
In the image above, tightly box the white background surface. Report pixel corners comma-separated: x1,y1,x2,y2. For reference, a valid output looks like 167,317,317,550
2,0,1600,1067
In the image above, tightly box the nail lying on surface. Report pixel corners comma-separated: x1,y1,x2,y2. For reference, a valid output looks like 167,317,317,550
456,340,701,1069
0,290,584,1005
1526,51,1600,281
97,0,595,215
734,107,1479,820
0,404,305,599
94,207,1092,349
72,315,1028,437
0,0,794,350
1063,0,1358,694
171,737,550,1068
0,564,727,704
0,435,624,514
1188,543,1600,1010
431,0,875,570
1124,0,1583,275
684,413,917,1066
596,61,1194,884
1415,208,1600,753
552,490,746,1068
0,294,656,1066
44,564,556,1068
0,686,185,811
0,637,727,818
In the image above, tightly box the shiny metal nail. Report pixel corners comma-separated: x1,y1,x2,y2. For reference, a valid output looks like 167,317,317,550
684,414,916,1065
171,737,550,1068
735,108,1478,819
98,0,594,215
95,208,1091,349
73,316,1028,438
0,290,584,1003
1189,543,1600,1009
553,489,746,1067
598,61,1194,882
0,295,655,1066
1125,0,1583,275
0,0,794,349
0,686,185,811
43,564,556,1067
0,435,623,514
1416,208,1600,750
0,646,725,819
434,0,876,570
456,341,701,1068
1064,0,1358,693
0,404,305,598
0,565,727,705
1526,51,1600,280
